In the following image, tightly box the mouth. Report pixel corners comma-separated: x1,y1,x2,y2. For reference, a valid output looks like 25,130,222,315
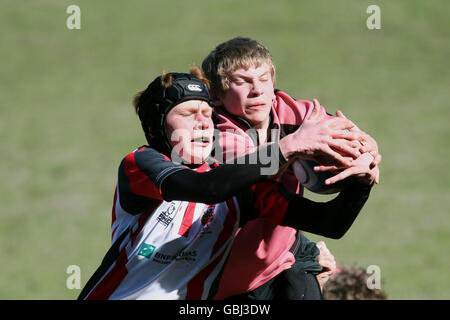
191,136,211,145
247,102,267,109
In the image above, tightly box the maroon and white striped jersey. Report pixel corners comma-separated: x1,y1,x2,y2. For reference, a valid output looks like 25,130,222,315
79,146,288,300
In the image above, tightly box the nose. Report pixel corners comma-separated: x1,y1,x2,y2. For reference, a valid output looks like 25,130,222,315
250,80,263,96
194,110,210,130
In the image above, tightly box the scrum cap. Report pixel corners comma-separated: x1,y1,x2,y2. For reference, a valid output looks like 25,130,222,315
137,73,212,154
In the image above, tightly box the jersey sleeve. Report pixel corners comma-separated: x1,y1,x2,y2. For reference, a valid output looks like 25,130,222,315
160,143,281,204
238,178,372,239
117,146,187,214
281,179,372,239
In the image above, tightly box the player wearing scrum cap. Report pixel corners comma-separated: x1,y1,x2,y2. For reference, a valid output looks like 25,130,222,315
78,67,373,300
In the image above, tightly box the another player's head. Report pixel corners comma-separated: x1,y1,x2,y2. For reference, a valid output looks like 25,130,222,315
322,265,388,300
202,37,276,130
133,66,214,164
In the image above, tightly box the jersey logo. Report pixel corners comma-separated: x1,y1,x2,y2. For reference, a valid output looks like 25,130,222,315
201,205,215,226
157,203,176,227
137,243,156,259
187,84,202,92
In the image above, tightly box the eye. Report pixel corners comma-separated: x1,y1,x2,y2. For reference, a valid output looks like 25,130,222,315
230,76,247,85
180,111,194,117
203,107,213,117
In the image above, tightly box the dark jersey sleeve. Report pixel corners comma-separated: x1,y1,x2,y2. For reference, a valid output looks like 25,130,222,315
118,143,283,214
160,142,284,204
236,178,373,238
280,179,372,239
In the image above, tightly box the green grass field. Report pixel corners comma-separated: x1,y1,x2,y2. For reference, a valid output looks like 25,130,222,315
1,0,449,299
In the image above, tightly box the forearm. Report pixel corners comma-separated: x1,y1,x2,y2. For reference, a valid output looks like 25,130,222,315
281,179,372,239
161,143,283,204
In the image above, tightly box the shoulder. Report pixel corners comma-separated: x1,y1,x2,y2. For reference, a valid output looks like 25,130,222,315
273,90,330,125
118,146,188,197
120,146,181,184
122,146,170,167
274,90,313,114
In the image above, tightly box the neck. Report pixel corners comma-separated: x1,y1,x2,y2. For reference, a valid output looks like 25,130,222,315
256,128,268,144
253,117,271,144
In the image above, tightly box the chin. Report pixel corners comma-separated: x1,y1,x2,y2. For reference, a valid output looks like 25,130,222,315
186,155,209,164
247,110,271,124
183,147,212,164
248,117,270,129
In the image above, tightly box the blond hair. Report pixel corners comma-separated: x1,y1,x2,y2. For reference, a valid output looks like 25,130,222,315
202,37,275,98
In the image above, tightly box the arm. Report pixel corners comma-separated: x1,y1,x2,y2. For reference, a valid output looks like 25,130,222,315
160,143,283,204
280,179,372,239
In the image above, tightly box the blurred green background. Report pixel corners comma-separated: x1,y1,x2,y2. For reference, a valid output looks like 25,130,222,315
1,0,448,299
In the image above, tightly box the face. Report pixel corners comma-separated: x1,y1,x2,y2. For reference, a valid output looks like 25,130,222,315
219,64,275,130
165,100,214,164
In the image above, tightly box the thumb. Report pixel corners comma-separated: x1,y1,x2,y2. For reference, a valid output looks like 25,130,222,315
307,99,322,121
336,110,347,119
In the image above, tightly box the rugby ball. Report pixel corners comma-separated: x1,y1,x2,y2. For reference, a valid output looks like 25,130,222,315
292,159,341,194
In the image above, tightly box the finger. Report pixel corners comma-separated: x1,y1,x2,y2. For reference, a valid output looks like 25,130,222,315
360,141,378,155
319,261,335,272
333,138,363,150
356,129,375,142
313,98,320,106
318,254,333,263
328,139,361,159
322,146,354,167
327,117,356,131
368,153,378,169
336,110,361,130
332,125,366,141
330,129,361,142
336,109,347,119
349,140,364,149
325,167,357,185
318,256,332,265
322,260,335,269
311,144,353,167
316,241,325,248
314,165,341,172
360,145,375,154
369,166,380,184
308,98,321,120
371,153,382,167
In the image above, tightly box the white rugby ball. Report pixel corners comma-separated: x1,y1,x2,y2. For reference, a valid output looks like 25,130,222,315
292,159,340,194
